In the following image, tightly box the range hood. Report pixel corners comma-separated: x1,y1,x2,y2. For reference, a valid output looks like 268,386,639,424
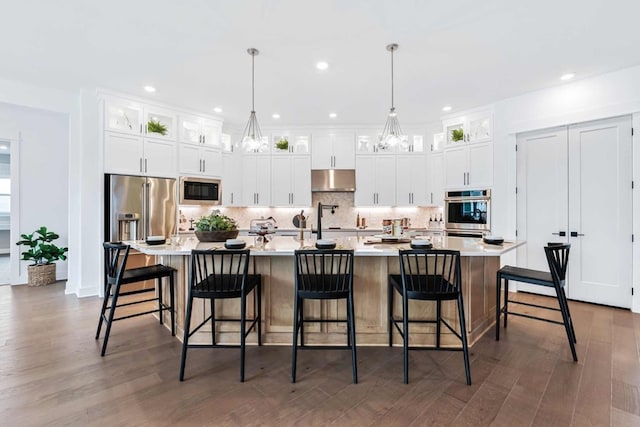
311,169,356,192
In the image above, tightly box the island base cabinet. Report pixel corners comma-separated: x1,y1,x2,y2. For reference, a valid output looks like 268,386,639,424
162,254,501,347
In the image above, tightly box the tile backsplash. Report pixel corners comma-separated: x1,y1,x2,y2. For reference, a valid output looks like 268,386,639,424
179,194,443,232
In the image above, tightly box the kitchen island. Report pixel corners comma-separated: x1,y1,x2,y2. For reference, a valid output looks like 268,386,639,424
128,235,524,347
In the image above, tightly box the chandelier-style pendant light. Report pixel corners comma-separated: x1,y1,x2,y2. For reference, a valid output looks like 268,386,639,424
241,48,263,151
379,43,404,149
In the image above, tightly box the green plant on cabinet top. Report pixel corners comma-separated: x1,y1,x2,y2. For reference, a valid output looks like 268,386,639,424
276,138,289,151
451,128,465,142
147,119,168,136
16,226,68,265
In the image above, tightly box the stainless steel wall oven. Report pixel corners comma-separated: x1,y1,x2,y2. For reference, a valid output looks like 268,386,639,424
444,189,491,237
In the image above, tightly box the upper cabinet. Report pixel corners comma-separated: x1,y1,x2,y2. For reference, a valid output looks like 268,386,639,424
356,132,425,154
431,132,444,153
178,115,222,147
105,99,178,141
396,134,426,154
311,132,355,169
271,133,311,155
443,110,492,147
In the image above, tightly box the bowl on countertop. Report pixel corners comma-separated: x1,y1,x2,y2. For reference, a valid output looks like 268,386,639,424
410,239,433,250
483,236,504,245
145,235,166,245
315,239,337,250
224,239,246,250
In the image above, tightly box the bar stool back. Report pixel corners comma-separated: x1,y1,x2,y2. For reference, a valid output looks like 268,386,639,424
388,249,471,385
96,242,175,356
179,249,261,382
496,243,577,361
292,249,357,383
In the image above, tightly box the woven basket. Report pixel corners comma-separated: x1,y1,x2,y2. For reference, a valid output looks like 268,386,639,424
27,263,56,286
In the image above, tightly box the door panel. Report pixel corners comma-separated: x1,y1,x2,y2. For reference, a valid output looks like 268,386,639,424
516,127,568,296
568,116,632,307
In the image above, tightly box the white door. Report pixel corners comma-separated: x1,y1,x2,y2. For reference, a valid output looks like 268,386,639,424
516,116,632,308
516,127,569,296
567,116,633,307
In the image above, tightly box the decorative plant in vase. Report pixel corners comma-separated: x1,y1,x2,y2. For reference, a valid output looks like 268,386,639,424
194,212,239,242
147,119,168,136
16,226,68,286
276,138,289,151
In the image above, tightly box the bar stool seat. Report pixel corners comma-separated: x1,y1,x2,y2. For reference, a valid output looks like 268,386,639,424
96,242,176,356
496,243,577,362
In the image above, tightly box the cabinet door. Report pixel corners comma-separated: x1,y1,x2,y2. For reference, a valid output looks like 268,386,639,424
271,156,293,206
431,132,444,153
467,111,492,144
144,138,177,178
201,119,221,147
292,135,310,154
255,156,271,206
428,153,444,206
331,132,356,169
201,147,222,177
375,156,396,206
144,107,177,141
179,144,202,175
178,115,202,144
355,156,377,206
444,146,467,189
311,132,332,169
104,100,144,136
291,156,311,206
397,155,428,206
467,143,493,187
242,157,258,206
104,132,144,175
222,152,242,206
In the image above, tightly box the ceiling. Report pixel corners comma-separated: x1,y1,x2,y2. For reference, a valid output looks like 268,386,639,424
2,0,640,127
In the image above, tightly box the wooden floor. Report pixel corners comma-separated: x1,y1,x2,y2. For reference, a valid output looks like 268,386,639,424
1,284,640,426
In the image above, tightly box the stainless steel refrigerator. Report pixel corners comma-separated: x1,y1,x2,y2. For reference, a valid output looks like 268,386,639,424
105,174,177,242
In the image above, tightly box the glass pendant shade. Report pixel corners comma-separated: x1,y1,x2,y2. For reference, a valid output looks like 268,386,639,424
379,43,404,149
240,48,263,152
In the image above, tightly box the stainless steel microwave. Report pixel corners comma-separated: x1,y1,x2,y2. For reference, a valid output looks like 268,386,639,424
179,177,221,205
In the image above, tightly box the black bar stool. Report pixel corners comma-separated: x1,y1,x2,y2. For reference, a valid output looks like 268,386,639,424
496,243,577,361
179,249,261,382
291,249,357,383
388,249,471,385
96,242,176,356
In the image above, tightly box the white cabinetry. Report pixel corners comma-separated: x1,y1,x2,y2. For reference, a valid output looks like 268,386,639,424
396,155,428,206
104,133,176,178
428,152,444,206
222,152,242,206
355,155,396,206
444,143,492,189
178,115,221,147
271,156,311,206
443,110,492,147
311,132,355,169
179,145,222,177
242,155,271,206
271,133,311,154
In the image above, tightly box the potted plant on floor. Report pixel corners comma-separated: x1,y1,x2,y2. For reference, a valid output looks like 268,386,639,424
194,212,239,242
16,226,68,286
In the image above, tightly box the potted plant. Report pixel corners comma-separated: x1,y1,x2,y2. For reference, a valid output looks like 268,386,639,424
16,226,68,286
194,212,239,242
276,138,289,151
451,128,465,143
147,119,168,136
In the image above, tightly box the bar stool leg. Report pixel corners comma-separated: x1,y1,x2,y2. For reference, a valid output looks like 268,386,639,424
402,293,409,384
458,292,472,385
555,286,578,361
291,294,300,383
559,287,577,343
158,277,164,326
169,272,175,336
503,277,510,328
96,281,112,339
240,293,247,382
300,301,305,347
496,272,501,341
100,281,122,357
179,291,194,381
388,280,394,347
436,300,442,349
257,282,262,346
348,292,358,384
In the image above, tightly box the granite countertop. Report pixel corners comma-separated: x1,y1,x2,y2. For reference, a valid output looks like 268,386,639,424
126,235,524,257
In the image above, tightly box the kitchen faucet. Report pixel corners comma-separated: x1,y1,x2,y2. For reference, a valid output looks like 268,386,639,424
316,202,338,240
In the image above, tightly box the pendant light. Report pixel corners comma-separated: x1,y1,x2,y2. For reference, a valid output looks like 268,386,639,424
379,43,404,149
240,48,263,151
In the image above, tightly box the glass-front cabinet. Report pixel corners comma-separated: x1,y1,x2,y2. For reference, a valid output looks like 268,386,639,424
396,134,425,153
178,115,221,146
271,133,310,154
143,107,176,141
104,100,144,136
443,109,492,147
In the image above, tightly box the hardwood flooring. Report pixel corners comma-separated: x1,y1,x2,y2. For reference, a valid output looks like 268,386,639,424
1,283,639,426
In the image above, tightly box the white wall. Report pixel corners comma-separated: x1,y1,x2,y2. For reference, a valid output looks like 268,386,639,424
490,64,640,311
0,101,69,282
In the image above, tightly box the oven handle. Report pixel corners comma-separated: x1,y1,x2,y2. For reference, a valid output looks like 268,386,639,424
444,197,491,202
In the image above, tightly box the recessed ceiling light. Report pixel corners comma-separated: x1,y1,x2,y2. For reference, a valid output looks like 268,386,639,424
329,113,337,118
560,73,575,81
144,85,156,93
272,113,280,119
316,61,329,71
0,146,7,150
213,107,223,113
442,105,452,112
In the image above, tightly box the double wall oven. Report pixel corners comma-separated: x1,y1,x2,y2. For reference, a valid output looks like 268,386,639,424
444,189,491,238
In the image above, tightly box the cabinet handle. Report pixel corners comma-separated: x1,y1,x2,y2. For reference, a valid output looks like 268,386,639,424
231,193,234,204
570,231,585,237
552,231,567,237
199,135,202,143
139,158,143,173
203,135,206,144
140,124,143,134
203,159,206,173
430,192,433,204
144,158,148,173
